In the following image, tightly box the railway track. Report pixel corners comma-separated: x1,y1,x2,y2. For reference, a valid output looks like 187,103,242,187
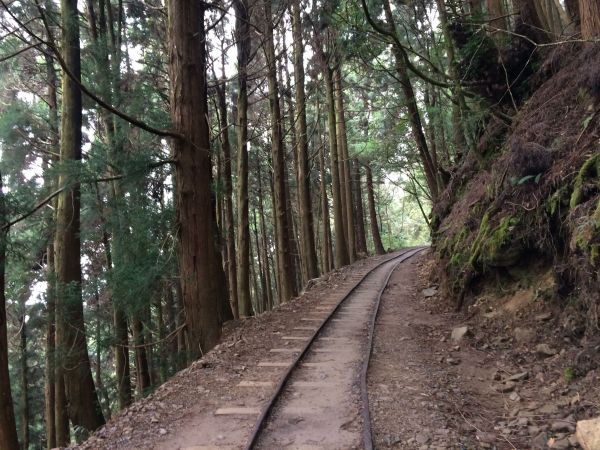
160,248,424,450
246,247,424,450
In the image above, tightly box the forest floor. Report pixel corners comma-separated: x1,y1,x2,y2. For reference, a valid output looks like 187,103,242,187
76,251,599,450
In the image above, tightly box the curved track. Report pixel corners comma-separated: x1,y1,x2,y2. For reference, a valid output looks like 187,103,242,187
244,247,424,450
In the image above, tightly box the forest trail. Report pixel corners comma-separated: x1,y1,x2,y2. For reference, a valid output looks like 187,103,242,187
78,250,590,449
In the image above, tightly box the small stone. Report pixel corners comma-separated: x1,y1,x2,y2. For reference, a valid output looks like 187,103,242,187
451,326,470,342
158,428,167,435
422,287,437,297
476,432,496,443
517,417,529,426
577,417,600,450
415,431,431,444
497,381,517,392
547,437,570,449
535,312,553,321
535,343,557,357
532,432,549,449
551,419,575,432
514,327,536,344
446,357,461,365
506,371,529,382
509,391,521,402
539,403,559,415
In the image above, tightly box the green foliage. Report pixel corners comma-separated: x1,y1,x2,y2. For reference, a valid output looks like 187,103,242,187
570,153,600,210
564,367,575,383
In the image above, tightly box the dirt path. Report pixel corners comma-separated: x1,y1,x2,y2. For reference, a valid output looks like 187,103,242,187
78,251,595,450
369,253,592,449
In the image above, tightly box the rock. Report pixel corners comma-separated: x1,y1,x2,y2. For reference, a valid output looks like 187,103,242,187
551,419,575,433
532,432,549,449
451,326,470,342
422,287,437,297
497,381,517,392
158,428,167,435
415,431,431,444
446,357,461,365
536,343,557,357
506,371,529,382
476,431,496,443
539,403,559,415
548,437,571,449
577,417,600,450
514,327,536,344
535,312,553,321
517,417,529,426
509,391,521,402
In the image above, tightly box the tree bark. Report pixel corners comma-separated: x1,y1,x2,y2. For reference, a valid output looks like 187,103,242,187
55,0,105,431
132,318,151,396
323,66,349,268
167,0,227,357
216,69,238,319
263,0,298,302
317,110,333,273
333,66,356,263
487,0,508,31
19,312,29,450
256,160,274,311
0,173,19,450
580,0,600,38
365,164,385,255
43,52,58,450
233,0,252,318
352,160,368,256
436,0,469,159
291,0,319,282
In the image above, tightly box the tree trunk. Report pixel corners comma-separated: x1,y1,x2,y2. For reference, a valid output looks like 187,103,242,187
0,173,19,450
132,318,151,396
45,241,57,450
256,161,274,311
19,312,29,450
436,0,469,160
352,160,368,256
167,0,227,357
487,0,508,31
333,67,356,263
513,0,552,43
233,0,252,318
323,65,349,268
43,52,58,450
565,0,580,25
365,164,385,255
263,0,298,302
216,70,238,320
55,0,105,431
291,0,319,282
317,111,333,273
580,0,600,38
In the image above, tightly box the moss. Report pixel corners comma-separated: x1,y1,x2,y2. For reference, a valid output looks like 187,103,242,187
570,153,600,210
468,210,491,268
469,213,522,269
594,199,600,229
548,185,570,216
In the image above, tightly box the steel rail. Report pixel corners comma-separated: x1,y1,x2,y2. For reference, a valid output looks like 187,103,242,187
243,247,425,450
